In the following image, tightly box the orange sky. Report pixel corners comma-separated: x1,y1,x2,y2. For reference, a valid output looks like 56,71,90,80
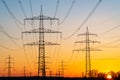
0,0,120,77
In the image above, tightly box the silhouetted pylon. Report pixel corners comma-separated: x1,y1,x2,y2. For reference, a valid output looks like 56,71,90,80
73,27,101,77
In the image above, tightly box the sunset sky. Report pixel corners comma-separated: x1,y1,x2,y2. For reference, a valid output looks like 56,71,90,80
0,0,120,77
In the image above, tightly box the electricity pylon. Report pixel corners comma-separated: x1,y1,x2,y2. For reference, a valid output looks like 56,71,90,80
60,60,66,77
56,69,61,77
73,27,101,77
4,54,14,77
23,66,26,77
22,6,62,77
49,69,52,77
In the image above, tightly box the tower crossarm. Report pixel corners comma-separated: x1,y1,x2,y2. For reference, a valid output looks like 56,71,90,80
78,33,97,36
73,49,85,53
73,48,101,53
24,41,60,46
75,40,100,44
22,28,62,38
4,67,14,69
24,15,59,21
22,28,61,33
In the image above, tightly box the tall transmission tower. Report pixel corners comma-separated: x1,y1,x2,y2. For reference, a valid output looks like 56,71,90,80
22,6,62,77
4,54,14,77
73,27,101,77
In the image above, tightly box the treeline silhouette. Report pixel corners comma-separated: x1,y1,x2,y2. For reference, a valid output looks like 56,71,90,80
1,70,120,80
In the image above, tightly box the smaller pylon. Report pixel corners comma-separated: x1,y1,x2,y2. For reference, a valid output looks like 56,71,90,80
49,69,52,77
4,54,14,77
73,27,101,77
60,60,66,77
30,72,32,77
23,66,26,77
56,69,61,77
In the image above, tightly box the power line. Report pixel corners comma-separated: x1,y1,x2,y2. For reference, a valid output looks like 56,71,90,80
21,38,31,71
64,0,102,39
0,24,22,51
51,0,60,25
29,0,37,28
19,0,38,65
96,25,120,48
21,23,33,71
96,39,120,48
60,0,76,24
20,0,38,69
68,52,74,63
18,0,27,18
0,44,16,51
29,0,33,20
29,0,38,70
54,0,60,18
18,0,34,26
0,24,21,40
2,0,23,31
53,24,61,66
0,24,23,49
29,0,37,57
50,0,61,69
99,25,120,36
2,0,24,26
95,25,120,48
19,0,38,61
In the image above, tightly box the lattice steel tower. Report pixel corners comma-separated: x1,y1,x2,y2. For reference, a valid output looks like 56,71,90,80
73,27,100,77
22,6,61,77
60,60,66,77
5,54,14,77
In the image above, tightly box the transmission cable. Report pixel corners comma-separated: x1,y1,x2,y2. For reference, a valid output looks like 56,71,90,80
2,0,24,26
50,0,60,25
21,37,31,70
99,25,120,36
0,24,23,49
29,0,38,67
64,0,102,40
0,24,21,40
54,0,60,19
18,0,27,18
18,0,35,69
96,39,120,49
60,0,76,24
0,44,16,51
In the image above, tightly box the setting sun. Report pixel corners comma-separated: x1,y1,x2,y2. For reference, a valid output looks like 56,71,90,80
106,74,112,79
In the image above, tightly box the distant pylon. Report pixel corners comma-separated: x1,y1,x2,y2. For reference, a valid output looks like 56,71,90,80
73,27,101,77
56,69,61,77
4,54,14,77
60,60,66,77
30,72,32,77
49,69,52,77
23,66,26,77
22,6,62,77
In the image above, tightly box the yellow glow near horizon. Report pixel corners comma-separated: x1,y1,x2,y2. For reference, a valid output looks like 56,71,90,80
106,74,112,79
